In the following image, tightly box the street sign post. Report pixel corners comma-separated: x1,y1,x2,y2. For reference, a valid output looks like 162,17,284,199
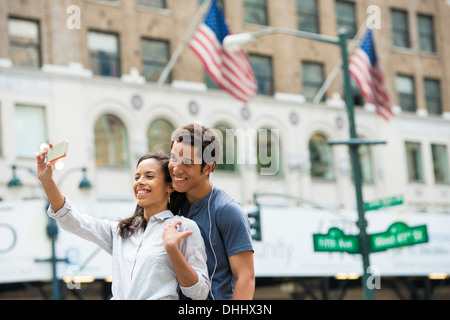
313,227,360,254
369,222,428,252
364,195,404,211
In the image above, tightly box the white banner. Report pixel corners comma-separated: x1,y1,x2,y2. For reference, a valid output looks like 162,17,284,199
1,200,449,284
253,206,450,277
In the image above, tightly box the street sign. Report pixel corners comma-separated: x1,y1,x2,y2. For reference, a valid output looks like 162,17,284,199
369,222,428,253
313,227,360,254
364,195,404,211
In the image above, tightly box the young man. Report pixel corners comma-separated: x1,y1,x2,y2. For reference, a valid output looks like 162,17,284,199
168,123,255,300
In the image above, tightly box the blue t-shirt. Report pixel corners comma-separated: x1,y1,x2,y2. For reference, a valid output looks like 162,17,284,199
179,187,253,300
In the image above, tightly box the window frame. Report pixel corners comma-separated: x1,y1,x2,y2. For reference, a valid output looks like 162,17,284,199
302,61,325,102
244,0,268,26
87,30,121,78
391,9,410,48
405,141,424,182
94,113,130,166
417,14,436,53
309,133,335,181
8,16,42,69
396,74,416,112
141,38,171,83
297,0,320,34
431,144,449,184
249,54,274,96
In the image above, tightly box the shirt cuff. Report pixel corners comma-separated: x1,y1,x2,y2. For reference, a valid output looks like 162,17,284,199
179,271,209,300
47,196,71,219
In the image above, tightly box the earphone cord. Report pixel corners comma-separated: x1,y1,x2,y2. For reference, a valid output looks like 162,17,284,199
207,186,217,300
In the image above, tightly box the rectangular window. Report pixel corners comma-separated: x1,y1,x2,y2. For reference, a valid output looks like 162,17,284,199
199,0,224,11
138,0,166,9
141,38,170,82
8,17,41,68
424,78,442,115
335,1,356,38
88,31,121,77
15,104,46,158
418,14,436,52
302,61,325,101
405,142,423,182
396,75,415,112
297,0,319,33
244,0,268,26
431,144,449,184
391,9,410,48
249,54,273,96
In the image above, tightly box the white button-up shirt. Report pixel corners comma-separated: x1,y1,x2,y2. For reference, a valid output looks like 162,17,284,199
48,198,210,300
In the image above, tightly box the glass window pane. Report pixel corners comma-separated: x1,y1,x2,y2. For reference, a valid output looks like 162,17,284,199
424,79,442,115
405,142,423,182
15,104,46,158
138,0,166,9
309,133,334,180
142,39,170,82
244,0,268,25
147,119,175,155
94,114,129,166
336,1,356,38
391,10,410,48
432,144,449,184
302,62,325,101
396,75,415,112
418,14,435,52
8,18,41,68
297,0,319,33
88,31,120,77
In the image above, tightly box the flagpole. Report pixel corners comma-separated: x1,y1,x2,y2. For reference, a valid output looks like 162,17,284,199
312,19,369,104
157,0,212,85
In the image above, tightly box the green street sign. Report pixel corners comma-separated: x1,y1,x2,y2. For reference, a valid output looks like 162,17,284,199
313,227,360,254
369,222,428,252
365,195,404,211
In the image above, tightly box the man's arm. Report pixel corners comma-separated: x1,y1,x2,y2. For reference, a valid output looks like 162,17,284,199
229,250,255,300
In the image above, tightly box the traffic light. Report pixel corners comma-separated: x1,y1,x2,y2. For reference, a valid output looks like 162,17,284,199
247,206,262,241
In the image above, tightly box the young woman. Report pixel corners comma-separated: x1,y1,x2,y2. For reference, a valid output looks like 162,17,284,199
36,149,210,300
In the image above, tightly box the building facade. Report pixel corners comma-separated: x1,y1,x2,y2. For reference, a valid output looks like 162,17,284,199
0,0,449,299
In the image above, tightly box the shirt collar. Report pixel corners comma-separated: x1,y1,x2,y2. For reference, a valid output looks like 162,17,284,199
150,210,174,222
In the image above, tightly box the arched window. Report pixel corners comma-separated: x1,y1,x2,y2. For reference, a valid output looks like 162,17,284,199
147,119,175,155
257,128,282,176
94,114,129,166
309,133,334,180
214,124,238,172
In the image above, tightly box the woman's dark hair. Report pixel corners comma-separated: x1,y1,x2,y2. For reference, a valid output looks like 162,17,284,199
117,152,185,239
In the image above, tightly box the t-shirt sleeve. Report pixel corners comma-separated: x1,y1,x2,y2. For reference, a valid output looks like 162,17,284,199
216,200,254,257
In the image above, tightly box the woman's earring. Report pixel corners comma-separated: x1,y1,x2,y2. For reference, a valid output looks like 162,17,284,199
168,193,171,204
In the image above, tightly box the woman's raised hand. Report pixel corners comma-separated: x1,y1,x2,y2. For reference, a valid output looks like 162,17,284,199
36,144,54,184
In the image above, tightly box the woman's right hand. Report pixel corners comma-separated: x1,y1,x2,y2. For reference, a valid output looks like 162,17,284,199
36,145,54,185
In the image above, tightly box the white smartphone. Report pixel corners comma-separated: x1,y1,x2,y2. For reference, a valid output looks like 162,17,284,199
45,141,69,163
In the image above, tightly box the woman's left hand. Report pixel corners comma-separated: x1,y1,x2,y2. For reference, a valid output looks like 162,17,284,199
163,221,193,251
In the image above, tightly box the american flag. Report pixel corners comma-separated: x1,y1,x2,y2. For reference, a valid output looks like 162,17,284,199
349,30,394,121
189,0,257,103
